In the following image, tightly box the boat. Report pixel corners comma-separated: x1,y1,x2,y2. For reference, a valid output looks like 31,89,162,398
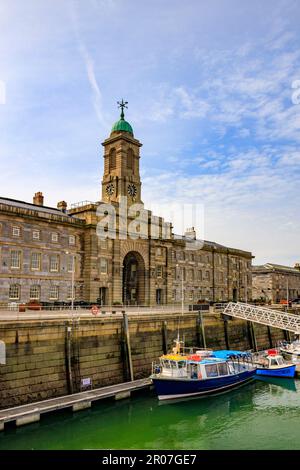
279,339,300,361
253,349,296,378
150,340,256,401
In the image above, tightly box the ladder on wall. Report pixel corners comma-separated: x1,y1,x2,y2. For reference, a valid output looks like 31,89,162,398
223,302,300,335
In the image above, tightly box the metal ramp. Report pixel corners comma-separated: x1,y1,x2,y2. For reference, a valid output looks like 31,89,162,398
223,302,300,335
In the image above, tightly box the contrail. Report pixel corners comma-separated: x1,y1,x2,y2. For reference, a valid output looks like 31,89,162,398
68,0,108,128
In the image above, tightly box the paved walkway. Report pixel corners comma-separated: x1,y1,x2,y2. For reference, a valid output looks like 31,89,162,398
0,307,194,321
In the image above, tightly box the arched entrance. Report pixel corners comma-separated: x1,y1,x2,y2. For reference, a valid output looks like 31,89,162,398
122,251,145,305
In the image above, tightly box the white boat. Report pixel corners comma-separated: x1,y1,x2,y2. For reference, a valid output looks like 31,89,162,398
279,340,300,362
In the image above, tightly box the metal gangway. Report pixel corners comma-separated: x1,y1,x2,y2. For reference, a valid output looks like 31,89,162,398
223,302,300,335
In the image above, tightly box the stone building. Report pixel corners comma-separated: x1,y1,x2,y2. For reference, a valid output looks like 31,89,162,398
252,263,300,303
0,104,253,306
0,193,85,306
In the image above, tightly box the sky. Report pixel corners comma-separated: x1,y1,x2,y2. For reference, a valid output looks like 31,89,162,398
0,0,300,265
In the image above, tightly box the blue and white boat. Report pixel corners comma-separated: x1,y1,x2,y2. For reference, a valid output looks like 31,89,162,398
254,349,296,378
150,341,256,401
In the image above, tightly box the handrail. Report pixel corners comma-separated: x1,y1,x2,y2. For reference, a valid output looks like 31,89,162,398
224,302,300,334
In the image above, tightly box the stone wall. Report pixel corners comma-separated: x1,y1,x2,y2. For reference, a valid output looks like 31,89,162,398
0,313,287,409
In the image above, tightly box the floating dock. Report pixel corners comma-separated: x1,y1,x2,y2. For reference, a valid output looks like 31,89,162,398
0,378,152,431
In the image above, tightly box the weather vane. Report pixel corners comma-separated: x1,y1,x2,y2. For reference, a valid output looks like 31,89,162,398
117,99,128,119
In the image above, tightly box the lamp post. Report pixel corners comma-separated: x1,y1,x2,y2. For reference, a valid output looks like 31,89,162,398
175,263,184,345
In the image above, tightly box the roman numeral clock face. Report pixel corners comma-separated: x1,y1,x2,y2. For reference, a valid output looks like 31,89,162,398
127,183,137,199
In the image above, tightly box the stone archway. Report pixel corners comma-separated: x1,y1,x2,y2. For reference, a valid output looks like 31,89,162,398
122,251,145,305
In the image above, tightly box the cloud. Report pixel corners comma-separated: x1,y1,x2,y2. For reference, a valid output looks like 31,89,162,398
68,0,109,129
174,87,210,118
77,41,108,128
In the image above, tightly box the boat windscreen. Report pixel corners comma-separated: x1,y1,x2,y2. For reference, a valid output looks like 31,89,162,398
177,361,186,368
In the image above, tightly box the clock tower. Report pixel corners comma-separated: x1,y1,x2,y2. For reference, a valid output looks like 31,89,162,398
101,100,143,206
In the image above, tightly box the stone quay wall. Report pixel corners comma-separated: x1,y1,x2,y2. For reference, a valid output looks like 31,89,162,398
0,312,288,409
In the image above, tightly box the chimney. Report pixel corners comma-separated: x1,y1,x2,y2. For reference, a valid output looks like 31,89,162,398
33,192,44,206
185,227,196,240
57,201,67,213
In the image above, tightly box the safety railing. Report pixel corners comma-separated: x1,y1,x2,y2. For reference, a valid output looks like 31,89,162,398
224,302,300,334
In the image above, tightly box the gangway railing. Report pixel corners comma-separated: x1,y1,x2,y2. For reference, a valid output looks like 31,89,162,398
223,302,300,335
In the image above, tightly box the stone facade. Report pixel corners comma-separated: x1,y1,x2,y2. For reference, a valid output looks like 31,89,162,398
252,263,300,303
0,197,85,305
0,109,253,306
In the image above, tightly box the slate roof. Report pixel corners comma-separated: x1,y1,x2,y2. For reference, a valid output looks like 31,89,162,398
0,197,81,221
253,263,300,274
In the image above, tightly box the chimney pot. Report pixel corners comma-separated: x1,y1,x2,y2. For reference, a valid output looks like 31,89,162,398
185,227,196,240
33,192,44,206
57,201,67,213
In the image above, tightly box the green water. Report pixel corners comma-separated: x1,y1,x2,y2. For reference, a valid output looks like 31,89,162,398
1,378,300,450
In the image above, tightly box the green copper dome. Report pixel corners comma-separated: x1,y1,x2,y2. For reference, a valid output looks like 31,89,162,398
111,118,133,135
111,99,133,135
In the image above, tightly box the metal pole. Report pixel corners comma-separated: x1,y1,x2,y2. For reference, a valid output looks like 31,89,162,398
71,254,75,318
287,277,289,312
181,267,184,316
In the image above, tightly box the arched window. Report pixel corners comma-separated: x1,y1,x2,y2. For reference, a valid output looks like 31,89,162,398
127,148,134,171
109,148,116,171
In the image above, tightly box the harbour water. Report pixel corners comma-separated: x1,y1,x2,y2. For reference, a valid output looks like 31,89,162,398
0,377,299,450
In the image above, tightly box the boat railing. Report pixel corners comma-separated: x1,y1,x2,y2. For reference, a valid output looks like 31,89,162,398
151,361,188,378
226,354,256,372
181,346,213,355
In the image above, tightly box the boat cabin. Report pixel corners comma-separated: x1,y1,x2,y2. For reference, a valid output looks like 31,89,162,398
156,354,234,380
257,350,285,369
266,354,284,368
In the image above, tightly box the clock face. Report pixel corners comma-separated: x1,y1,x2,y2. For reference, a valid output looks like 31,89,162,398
127,183,137,198
106,183,115,196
